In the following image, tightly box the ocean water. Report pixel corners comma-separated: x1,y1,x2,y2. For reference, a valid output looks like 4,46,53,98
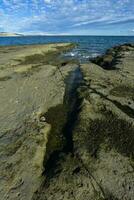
0,36,134,62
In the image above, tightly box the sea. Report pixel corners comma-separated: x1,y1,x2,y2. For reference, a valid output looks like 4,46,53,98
0,36,134,62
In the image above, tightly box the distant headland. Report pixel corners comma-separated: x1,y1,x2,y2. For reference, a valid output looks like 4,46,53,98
0,32,23,36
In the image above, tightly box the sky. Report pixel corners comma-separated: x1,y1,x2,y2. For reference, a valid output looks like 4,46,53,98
0,0,134,35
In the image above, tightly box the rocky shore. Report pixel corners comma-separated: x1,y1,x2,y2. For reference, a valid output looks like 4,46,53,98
73,44,134,199
0,43,134,200
0,43,77,200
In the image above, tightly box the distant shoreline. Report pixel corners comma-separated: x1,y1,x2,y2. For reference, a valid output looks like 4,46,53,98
0,33,23,37
0,34,134,37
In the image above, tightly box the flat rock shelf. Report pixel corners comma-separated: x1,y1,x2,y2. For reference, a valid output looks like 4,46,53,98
0,43,134,200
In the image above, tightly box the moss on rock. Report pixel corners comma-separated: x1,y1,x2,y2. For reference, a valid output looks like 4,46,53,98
74,112,134,159
42,104,68,164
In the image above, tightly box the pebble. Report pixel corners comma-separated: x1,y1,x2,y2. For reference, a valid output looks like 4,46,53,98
40,116,46,122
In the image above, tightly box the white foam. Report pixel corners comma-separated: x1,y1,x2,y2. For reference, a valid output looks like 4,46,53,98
91,53,100,58
83,55,90,59
70,52,75,57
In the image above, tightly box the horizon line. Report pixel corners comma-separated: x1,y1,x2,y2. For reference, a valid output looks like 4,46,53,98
0,33,134,37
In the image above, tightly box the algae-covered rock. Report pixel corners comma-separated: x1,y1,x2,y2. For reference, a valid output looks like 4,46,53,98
72,44,134,199
0,43,77,200
1,42,134,200
91,43,134,70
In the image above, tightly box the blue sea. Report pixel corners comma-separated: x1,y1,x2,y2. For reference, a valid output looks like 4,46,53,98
0,36,134,62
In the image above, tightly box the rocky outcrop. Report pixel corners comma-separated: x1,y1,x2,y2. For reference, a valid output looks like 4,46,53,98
1,43,134,200
33,44,134,200
0,43,77,200
91,43,134,70
73,44,134,199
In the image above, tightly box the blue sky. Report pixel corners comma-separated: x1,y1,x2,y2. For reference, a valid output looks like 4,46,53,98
0,0,134,35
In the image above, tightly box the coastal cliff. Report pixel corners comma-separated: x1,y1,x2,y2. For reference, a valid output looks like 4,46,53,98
0,43,134,200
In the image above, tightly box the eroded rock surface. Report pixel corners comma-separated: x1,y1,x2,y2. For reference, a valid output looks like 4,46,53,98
34,44,134,200
1,43,134,200
0,43,77,200
73,44,134,199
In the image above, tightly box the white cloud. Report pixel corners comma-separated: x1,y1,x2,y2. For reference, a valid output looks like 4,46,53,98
44,0,52,4
0,0,134,35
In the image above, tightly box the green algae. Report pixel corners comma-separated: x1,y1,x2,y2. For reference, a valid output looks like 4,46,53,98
110,86,134,99
19,43,77,67
43,104,68,164
0,75,12,81
74,112,134,159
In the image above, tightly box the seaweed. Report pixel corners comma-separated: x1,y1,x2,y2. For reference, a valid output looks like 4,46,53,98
74,112,134,159
110,86,134,99
42,104,68,166
0,76,12,81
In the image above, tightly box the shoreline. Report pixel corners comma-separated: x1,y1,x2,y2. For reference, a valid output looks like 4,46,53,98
0,34,134,37
0,43,77,200
0,43,134,200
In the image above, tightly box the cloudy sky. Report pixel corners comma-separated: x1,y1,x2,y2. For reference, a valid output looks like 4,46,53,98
0,0,134,35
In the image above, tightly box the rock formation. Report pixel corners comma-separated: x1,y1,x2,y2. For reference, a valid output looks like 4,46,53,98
73,44,134,199
0,43,76,200
0,43,134,200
